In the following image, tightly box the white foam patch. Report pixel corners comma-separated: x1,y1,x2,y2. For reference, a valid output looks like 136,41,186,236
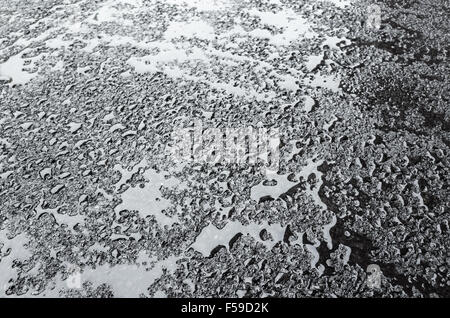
191,221,285,256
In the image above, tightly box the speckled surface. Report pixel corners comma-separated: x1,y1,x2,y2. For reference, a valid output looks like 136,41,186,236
0,0,448,297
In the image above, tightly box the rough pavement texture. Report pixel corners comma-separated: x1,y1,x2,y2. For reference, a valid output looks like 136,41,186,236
0,0,448,297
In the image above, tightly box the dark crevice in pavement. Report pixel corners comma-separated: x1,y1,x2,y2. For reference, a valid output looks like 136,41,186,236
317,161,449,298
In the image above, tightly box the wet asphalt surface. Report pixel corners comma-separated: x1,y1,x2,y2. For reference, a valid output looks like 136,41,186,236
0,0,449,297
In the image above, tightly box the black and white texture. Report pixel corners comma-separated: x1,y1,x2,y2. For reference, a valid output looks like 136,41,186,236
0,0,448,297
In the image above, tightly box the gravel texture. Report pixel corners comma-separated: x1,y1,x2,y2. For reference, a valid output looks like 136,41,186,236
0,0,448,298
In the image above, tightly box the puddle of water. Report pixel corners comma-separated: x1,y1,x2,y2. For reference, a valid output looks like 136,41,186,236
43,253,180,297
251,173,297,202
114,161,185,227
0,231,31,295
0,53,37,85
165,0,232,11
35,199,85,229
165,20,215,41
305,73,341,92
305,53,323,72
191,220,285,256
247,8,316,45
319,0,352,9
251,158,326,210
